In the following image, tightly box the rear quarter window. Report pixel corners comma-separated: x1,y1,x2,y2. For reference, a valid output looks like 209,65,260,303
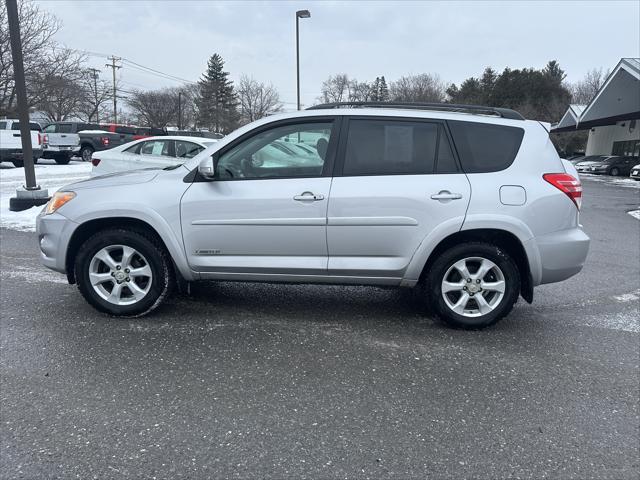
448,120,524,173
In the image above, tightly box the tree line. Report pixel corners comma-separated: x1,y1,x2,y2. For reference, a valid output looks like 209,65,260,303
1,0,608,152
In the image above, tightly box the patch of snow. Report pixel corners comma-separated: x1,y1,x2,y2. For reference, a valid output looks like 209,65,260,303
579,173,640,189
0,160,91,231
613,290,640,302
628,209,640,220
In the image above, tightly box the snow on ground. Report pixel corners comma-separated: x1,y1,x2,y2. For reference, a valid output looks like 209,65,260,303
628,209,640,220
0,160,91,231
579,173,640,189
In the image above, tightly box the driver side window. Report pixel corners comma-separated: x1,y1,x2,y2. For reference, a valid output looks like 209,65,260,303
216,122,333,180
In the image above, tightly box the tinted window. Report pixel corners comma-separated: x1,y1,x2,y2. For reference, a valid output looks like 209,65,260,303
175,140,204,159
436,132,458,173
448,121,524,173
217,122,331,180
115,126,136,135
44,124,56,133
0,121,6,129
57,124,73,133
343,120,443,176
11,122,41,131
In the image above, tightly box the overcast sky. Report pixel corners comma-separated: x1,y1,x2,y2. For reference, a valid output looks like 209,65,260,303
37,0,640,111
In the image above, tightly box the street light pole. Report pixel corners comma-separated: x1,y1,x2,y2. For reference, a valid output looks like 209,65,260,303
296,9,311,111
6,0,49,211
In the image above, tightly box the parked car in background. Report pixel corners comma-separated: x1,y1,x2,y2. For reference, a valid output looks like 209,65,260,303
575,155,612,173
0,119,44,167
630,164,640,180
90,136,217,176
38,122,112,162
42,123,81,164
578,155,635,176
38,103,589,329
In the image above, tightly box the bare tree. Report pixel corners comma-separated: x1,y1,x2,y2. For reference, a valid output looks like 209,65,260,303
569,68,609,105
319,74,351,103
238,75,282,124
390,73,447,103
0,0,60,115
127,87,181,128
349,80,373,102
75,69,113,123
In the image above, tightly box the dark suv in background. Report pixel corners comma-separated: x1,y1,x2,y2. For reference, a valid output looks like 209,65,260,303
575,155,636,176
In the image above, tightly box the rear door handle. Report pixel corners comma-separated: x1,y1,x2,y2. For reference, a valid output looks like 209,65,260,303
431,190,463,201
293,191,324,202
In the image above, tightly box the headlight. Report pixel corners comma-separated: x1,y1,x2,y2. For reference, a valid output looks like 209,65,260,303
45,191,76,215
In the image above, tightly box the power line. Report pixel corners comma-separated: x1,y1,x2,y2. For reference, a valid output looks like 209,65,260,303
121,58,196,84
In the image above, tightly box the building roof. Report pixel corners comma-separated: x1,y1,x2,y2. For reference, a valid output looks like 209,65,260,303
552,58,640,132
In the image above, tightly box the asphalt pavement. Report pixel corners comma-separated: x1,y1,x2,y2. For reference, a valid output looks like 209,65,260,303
1,176,638,479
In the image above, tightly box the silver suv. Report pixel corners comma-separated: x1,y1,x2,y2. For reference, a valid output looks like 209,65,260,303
36,103,590,329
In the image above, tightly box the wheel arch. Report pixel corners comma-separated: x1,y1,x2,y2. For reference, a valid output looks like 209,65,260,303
65,216,195,284
414,228,534,304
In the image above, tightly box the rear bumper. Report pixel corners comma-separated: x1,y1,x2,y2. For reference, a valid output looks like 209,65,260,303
528,227,590,285
42,145,79,156
0,148,43,161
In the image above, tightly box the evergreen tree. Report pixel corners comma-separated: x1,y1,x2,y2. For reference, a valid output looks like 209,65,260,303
196,54,239,134
378,76,389,101
370,77,381,101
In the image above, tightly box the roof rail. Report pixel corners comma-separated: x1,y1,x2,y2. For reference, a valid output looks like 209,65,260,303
306,101,525,120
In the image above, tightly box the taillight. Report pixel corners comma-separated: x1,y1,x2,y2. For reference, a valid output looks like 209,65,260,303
101,137,110,146
91,158,101,167
38,132,47,145
543,173,582,210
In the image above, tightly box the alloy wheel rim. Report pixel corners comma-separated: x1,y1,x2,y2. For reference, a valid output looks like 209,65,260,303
441,257,506,318
88,245,152,306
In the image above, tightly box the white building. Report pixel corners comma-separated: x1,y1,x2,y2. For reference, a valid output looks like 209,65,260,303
552,58,640,160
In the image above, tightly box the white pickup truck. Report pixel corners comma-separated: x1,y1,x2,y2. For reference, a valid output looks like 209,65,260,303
42,122,81,164
0,119,44,167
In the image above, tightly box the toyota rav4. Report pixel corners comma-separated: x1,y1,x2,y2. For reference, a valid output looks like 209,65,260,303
36,103,590,329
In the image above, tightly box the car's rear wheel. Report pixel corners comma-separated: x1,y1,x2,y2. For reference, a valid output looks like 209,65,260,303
424,242,520,329
609,167,620,176
80,145,94,162
74,229,174,317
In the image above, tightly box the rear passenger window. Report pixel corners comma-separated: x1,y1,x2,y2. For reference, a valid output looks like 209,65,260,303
57,124,73,133
448,121,524,173
344,120,439,175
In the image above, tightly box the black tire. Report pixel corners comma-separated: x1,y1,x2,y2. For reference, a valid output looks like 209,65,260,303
424,242,520,329
54,154,71,165
80,145,94,162
11,159,23,168
74,229,174,317
609,167,619,176
33,156,39,164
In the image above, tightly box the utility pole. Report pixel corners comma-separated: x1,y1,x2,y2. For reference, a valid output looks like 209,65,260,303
105,56,121,123
88,68,100,123
295,10,311,111
6,0,49,211
178,91,182,130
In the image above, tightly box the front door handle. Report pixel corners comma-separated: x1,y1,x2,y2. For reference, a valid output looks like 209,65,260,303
293,191,324,202
431,190,463,201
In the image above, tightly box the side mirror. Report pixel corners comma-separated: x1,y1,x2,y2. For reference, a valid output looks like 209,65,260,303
198,156,215,180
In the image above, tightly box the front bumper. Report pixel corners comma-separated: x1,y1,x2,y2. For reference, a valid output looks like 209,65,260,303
529,227,590,285
36,210,78,275
630,169,640,179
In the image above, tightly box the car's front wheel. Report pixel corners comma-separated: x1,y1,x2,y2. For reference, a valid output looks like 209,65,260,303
609,167,620,176
74,229,174,317
424,242,520,329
